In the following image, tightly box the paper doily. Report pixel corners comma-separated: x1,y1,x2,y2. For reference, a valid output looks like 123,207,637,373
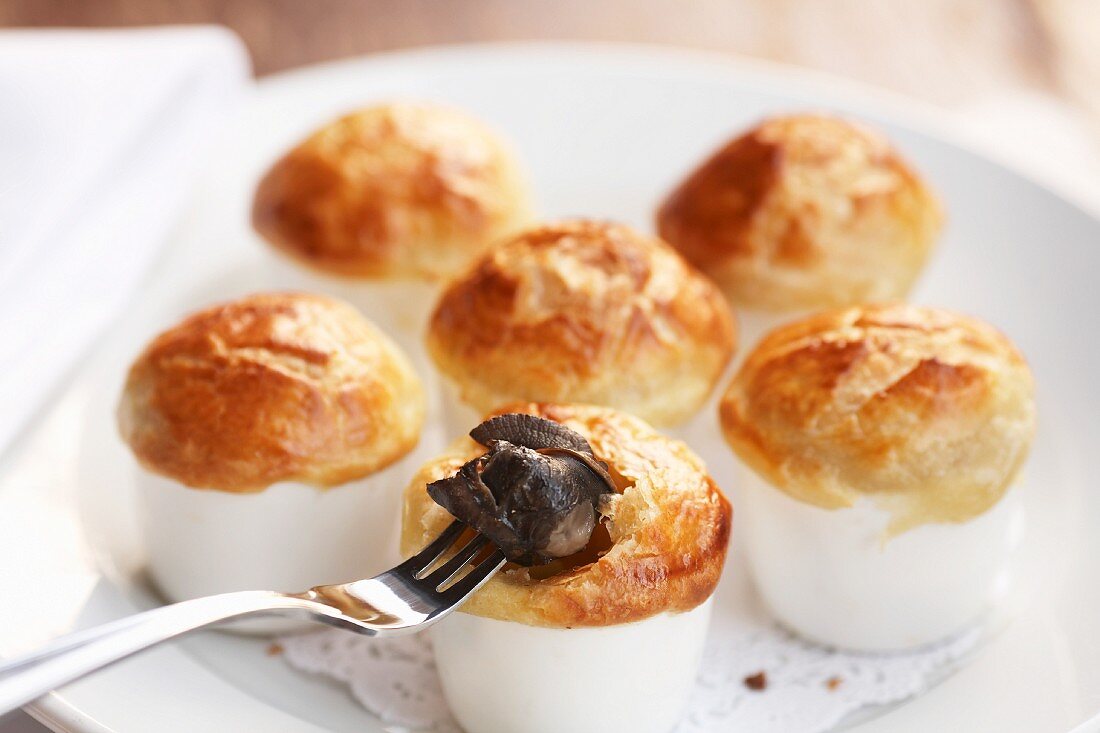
277,614,981,733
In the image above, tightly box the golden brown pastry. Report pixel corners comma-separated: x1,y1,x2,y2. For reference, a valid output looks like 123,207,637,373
657,114,943,311
401,402,732,627
719,303,1035,534
427,220,737,426
118,292,425,492
253,102,532,280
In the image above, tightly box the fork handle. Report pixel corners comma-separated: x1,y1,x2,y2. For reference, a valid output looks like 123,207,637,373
0,590,319,716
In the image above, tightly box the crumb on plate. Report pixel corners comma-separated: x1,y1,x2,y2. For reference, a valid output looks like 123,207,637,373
744,671,767,691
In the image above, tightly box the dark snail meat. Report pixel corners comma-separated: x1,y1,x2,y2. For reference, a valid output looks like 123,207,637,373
427,414,615,566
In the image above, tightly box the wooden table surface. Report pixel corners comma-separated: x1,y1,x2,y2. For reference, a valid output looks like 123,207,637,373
0,0,1092,109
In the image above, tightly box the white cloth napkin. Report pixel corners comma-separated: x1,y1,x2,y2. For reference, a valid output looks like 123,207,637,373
0,26,249,454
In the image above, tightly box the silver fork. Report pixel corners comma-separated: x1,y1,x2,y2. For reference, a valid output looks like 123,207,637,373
0,520,503,716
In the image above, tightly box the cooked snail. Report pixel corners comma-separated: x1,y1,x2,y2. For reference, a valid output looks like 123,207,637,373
427,414,615,565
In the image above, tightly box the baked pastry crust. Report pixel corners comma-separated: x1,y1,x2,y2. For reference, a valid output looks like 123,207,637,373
401,403,732,627
719,303,1035,534
427,220,737,426
253,102,532,280
657,114,943,311
118,292,425,492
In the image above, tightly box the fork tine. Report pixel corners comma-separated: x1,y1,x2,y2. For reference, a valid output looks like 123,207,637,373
423,534,491,587
394,520,465,575
439,548,507,604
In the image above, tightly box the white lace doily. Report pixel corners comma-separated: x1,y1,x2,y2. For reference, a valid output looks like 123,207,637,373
277,614,982,733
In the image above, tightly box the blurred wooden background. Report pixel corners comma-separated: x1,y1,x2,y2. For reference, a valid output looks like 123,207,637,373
2,0,1098,130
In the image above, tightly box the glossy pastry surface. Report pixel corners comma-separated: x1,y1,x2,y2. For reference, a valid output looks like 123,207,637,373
427,220,737,426
402,402,732,627
719,302,1035,535
118,292,425,492
658,114,942,311
253,102,532,280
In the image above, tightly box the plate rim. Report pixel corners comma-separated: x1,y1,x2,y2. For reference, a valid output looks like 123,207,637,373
237,38,1100,223
20,39,1100,733
26,695,111,733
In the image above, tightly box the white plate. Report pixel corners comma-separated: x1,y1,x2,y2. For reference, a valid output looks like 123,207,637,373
1,43,1098,733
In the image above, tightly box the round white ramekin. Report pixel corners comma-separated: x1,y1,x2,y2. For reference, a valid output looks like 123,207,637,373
431,597,713,733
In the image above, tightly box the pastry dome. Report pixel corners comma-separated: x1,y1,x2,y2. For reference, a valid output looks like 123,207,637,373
118,292,425,492
401,403,732,627
657,114,942,311
253,102,532,280
427,220,737,426
719,303,1035,534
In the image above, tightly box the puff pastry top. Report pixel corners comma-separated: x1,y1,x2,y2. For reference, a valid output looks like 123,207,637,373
118,292,425,492
253,103,532,280
657,114,943,311
401,403,732,627
427,220,736,426
719,303,1035,535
